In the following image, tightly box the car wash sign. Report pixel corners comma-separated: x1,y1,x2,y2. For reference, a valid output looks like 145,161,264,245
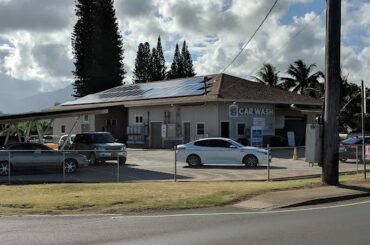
229,104,274,118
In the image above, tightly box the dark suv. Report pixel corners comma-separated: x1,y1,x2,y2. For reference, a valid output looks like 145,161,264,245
70,132,127,164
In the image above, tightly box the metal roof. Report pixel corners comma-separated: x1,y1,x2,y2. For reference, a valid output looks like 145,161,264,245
63,76,213,106
0,108,108,124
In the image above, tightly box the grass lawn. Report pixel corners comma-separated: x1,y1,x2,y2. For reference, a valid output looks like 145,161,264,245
0,174,367,215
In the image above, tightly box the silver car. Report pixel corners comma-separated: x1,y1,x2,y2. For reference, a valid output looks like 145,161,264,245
0,143,89,176
176,138,270,167
70,132,127,165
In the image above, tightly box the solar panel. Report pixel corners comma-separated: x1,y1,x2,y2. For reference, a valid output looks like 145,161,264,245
63,76,213,106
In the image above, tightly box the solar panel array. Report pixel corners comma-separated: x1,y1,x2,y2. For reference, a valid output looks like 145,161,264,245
63,76,213,106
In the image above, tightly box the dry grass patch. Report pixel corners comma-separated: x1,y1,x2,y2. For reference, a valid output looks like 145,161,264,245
0,174,366,215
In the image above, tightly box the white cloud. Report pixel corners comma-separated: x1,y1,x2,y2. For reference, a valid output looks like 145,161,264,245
0,0,369,103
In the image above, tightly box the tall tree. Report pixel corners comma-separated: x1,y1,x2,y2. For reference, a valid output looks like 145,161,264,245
150,47,161,81
167,43,182,79
72,0,125,97
72,0,94,97
253,63,281,87
133,42,152,83
133,43,146,83
181,40,195,77
281,60,323,98
156,36,166,81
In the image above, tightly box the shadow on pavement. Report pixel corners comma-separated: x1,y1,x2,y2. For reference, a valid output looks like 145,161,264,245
338,184,370,193
183,165,287,170
0,165,190,184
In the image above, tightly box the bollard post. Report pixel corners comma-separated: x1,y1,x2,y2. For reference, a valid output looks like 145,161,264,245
356,145,359,174
117,152,120,183
62,151,65,182
174,145,177,182
267,144,270,182
8,151,11,185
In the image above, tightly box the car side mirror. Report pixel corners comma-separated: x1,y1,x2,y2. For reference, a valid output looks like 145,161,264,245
229,145,237,149
115,139,120,143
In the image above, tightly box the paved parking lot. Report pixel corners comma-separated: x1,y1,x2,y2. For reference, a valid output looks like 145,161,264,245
0,148,362,184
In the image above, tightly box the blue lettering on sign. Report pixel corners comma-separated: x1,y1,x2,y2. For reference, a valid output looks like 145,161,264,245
252,129,262,139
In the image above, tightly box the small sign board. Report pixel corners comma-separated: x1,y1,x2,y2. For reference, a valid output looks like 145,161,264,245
253,117,265,127
161,124,167,138
251,126,263,147
366,146,370,155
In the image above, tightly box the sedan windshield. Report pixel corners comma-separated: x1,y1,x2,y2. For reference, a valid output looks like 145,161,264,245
90,134,115,144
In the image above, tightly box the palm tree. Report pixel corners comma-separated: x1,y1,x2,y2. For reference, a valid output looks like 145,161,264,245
281,60,324,98
338,72,362,131
253,63,281,87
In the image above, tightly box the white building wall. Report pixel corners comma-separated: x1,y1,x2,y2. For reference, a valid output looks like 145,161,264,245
127,103,219,145
52,115,95,137
180,103,219,139
218,102,276,140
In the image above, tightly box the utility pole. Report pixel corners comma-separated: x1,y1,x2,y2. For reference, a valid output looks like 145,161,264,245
322,0,341,185
361,80,367,179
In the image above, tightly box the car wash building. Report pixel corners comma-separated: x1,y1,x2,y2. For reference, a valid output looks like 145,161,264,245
50,73,322,148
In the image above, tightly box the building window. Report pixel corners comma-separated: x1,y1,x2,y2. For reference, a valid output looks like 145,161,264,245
135,115,143,124
237,123,246,135
84,115,89,122
196,123,205,135
61,125,66,133
107,119,117,126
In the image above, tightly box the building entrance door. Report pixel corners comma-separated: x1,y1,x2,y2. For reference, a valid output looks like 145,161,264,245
150,122,163,148
183,122,190,143
221,122,230,138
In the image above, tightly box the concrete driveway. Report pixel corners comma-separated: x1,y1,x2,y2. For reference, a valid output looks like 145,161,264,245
0,148,362,183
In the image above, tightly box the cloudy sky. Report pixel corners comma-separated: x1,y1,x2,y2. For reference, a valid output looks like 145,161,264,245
0,0,369,112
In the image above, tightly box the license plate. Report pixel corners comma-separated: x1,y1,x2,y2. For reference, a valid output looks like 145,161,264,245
101,153,111,157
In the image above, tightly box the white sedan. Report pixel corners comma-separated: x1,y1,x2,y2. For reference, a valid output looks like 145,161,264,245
176,138,271,167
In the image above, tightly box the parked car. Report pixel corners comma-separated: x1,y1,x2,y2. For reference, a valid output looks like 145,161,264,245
58,134,76,149
176,138,270,167
70,132,127,164
0,135,24,147
27,135,44,144
339,136,370,162
0,143,89,176
42,135,60,144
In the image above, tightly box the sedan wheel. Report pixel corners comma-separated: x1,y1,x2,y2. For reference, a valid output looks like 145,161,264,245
243,155,258,168
64,160,77,173
187,154,201,167
0,161,9,176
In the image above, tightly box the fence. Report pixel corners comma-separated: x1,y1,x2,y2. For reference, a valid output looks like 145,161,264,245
0,146,366,185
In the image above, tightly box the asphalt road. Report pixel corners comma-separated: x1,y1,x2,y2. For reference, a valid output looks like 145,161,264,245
0,200,370,245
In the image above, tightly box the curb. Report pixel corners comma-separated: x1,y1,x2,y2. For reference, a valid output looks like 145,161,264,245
281,192,370,209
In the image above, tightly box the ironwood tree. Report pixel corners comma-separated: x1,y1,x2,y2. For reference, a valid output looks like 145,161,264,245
72,0,125,97
167,43,183,79
133,42,152,83
181,41,195,77
150,36,166,81
168,41,195,79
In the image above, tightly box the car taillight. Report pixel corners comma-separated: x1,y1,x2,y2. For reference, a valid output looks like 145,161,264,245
348,145,357,149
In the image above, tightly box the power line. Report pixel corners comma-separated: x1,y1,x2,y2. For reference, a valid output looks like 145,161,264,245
222,0,279,73
246,6,326,79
